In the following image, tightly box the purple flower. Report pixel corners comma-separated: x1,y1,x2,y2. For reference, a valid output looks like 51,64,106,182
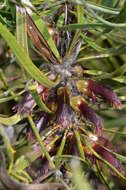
78,101,103,136
87,80,122,109
56,87,72,129
93,137,125,176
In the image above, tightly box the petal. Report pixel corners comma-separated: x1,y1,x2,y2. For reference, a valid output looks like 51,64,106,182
56,87,71,128
93,137,125,176
78,101,103,136
88,80,122,109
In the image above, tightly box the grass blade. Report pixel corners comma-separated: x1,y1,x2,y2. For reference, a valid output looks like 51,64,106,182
0,22,55,88
0,114,21,126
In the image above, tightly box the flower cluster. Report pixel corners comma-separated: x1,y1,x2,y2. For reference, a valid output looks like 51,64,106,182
14,80,125,177
13,9,125,183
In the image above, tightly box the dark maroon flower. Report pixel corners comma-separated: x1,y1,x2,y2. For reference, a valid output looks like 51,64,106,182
78,101,103,136
56,87,72,129
93,137,125,176
87,80,122,109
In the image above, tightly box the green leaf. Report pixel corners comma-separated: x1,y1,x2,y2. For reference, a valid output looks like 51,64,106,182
81,33,106,52
0,114,21,126
0,90,25,103
73,0,119,15
13,135,59,172
27,115,55,169
57,13,65,27
114,1,126,23
0,126,14,168
56,129,68,166
77,3,84,24
31,13,61,63
112,76,126,84
87,2,119,15
84,138,126,181
71,159,94,190
0,22,55,88
60,23,106,30
101,0,117,7
28,82,53,114
16,6,28,53
104,117,126,128
74,129,85,160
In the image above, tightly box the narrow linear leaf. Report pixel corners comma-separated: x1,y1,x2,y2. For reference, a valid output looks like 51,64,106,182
81,33,106,52
28,83,53,114
114,1,126,25
0,114,21,126
86,2,119,15
104,117,126,128
60,23,106,30
27,115,55,169
77,3,84,24
16,6,28,53
96,161,112,190
102,146,126,163
71,159,94,190
0,126,15,173
0,90,25,103
67,2,84,56
57,13,65,27
84,138,126,181
13,136,59,172
56,129,68,166
72,0,119,15
0,22,55,88
0,69,18,102
85,1,126,28
31,13,61,63
74,129,85,160
0,126,14,163
104,128,126,136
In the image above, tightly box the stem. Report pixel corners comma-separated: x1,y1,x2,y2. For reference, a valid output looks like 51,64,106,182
27,115,55,170
56,129,68,166
74,129,85,160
